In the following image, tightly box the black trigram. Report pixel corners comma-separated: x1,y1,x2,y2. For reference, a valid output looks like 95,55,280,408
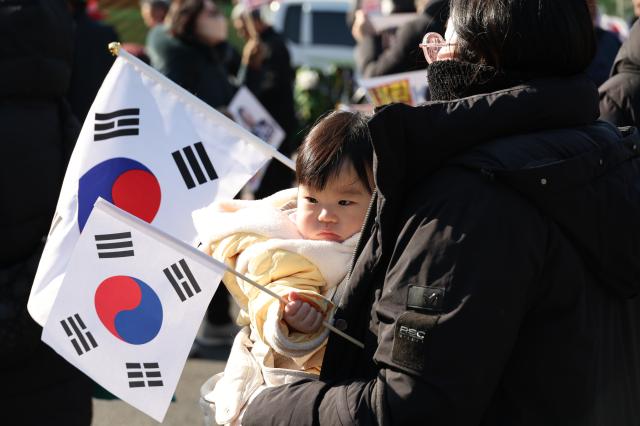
163,259,201,302
94,108,140,141
60,314,98,356
126,362,164,388
95,232,134,258
171,142,218,189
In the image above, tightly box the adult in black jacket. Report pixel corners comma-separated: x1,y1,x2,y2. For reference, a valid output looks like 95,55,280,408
353,0,449,77
0,1,93,423
231,5,298,198
147,0,235,110
599,21,640,128
243,1,640,424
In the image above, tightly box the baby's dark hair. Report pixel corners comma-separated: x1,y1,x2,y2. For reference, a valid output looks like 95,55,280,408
296,110,373,192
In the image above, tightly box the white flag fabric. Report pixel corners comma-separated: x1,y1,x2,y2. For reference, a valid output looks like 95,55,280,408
42,199,225,422
29,48,278,326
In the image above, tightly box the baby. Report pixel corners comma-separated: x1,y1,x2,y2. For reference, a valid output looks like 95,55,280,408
195,110,373,425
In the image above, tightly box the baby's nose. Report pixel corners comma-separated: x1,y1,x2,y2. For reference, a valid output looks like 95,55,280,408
318,208,337,222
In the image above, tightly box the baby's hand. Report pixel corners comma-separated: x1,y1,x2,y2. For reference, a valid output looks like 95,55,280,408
283,292,323,334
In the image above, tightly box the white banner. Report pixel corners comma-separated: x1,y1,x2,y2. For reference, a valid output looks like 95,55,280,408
228,86,285,194
29,49,277,326
42,199,226,422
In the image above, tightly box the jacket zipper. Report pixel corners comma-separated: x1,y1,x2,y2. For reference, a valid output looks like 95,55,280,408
347,189,378,279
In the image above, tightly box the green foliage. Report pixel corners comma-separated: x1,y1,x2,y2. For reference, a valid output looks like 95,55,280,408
293,66,354,141
103,7,147,45
599,0,633,18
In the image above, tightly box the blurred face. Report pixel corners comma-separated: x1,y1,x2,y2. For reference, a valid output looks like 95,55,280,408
296,162,372,242
195,0,227,46
233,17,249,40
140,3,166,27
635,0,640,17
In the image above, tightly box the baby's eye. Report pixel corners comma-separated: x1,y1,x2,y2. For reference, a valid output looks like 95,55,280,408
304,196,318,204
338,200,353,206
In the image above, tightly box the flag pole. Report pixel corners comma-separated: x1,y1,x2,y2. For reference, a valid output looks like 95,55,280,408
222,266,365,349
107,42,295,172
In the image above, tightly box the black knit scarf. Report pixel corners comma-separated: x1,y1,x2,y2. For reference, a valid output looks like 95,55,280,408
427,60,525,101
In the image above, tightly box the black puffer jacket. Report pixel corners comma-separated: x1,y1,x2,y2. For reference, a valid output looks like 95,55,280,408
599,21,640,127
355,0,449,77
0,0,78,266
245,75,640,425
67,8,119,123
0,3,92,420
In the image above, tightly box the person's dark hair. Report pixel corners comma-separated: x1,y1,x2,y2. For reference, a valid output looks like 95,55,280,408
141,0,170,9
450,0,596,77
296,110,373,193
165,0,204,42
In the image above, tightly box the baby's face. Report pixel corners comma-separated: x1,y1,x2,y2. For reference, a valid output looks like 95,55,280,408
296,163,372,242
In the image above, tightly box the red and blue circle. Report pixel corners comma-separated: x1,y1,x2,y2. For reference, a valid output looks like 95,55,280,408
78,158,161,231
94,275,163,345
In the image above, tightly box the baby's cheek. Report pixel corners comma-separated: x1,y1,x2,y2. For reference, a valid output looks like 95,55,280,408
296,216,313,239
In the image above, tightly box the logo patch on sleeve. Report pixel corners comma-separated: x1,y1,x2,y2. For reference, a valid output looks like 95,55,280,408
392,311,439,372
407,285,445,312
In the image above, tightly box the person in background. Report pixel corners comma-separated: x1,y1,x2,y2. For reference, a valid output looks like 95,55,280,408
352,0,448,77
241,0,640,424
147,0,235,111
66,0,119,123
231,4,298,199
632,0,640,26
346,0,416,77
140,0,169,28
125,0,169,64
599,20,640,127
1,1,93,424
585,0,623,87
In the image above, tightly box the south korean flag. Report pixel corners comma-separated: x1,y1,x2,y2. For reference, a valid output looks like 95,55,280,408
29,45,292,328
42,199,226,422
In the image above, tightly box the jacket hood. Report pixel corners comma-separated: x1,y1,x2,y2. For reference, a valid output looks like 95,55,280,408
368,75,640,298
369,75,600,198
611,21,640,76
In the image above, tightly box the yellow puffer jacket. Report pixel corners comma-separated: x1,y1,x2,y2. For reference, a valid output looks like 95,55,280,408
194,189,358,425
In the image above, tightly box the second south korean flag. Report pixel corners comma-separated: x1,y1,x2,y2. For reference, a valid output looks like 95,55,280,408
42,199,227,422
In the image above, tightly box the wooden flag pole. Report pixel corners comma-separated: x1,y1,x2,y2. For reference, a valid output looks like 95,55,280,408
222,266,365,349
